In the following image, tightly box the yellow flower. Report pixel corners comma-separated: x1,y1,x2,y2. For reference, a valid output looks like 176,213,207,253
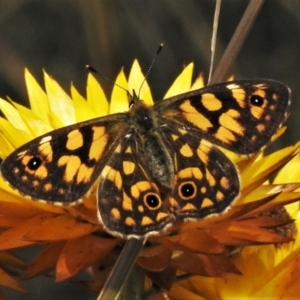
0,60,299,299
0,60,202,294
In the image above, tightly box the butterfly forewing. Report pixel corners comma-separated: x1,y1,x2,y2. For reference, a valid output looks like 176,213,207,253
157,79,290,154
1,113,129,203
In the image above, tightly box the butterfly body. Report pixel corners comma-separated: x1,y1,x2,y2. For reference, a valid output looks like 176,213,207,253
0,80,290,238
128,100,175,188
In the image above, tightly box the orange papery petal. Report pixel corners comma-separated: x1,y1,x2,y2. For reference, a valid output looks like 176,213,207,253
170,252,241,277
56,235,119,281
23,242,65,279
24,214,99,242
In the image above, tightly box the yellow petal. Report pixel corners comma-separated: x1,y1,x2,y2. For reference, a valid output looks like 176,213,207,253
241,141,300,195
240,184,287,205
274,154,300,184
0,186,65,217
169,283,206,300
190,72,205,90
177,245,273,299
0,117,31,149
284,202,300,221
71,85,98,122
164,63,194,98
0,133,14,158
86,73,109,117
43,71,76,127
0,98,30,133
0,182,31,205
128,60,153,106
25,68,50,124
249,247,300,298
270,126,287,144
109,68,129,114
10,100,53,136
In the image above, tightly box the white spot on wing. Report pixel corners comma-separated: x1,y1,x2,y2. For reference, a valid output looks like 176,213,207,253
226,83,240,89
39,136,52,144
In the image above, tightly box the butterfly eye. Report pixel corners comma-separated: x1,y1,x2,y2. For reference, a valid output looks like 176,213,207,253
144,193,161,210
27,157,42,170
250,95,264,106
178,182,197,200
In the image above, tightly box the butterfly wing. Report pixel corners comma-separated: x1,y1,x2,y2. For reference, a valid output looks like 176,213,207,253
97,132,174,238
156,79,290,154
151,79,289,220
0,113,129,203
157,125,240,220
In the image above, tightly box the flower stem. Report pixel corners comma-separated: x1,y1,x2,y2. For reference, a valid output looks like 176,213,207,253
97,238,146,300
209,0,265,84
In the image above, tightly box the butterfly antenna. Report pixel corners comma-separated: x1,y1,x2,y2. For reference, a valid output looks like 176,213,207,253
137,43,163,97
86,65,128,93
87,43,163,102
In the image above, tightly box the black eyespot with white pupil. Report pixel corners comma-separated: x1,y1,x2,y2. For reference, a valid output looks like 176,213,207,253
144,193,161,209
250,95,264,106
27,157,42,170
179,182,197,200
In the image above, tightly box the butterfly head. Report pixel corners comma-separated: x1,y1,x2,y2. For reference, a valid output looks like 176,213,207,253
128,89,142,109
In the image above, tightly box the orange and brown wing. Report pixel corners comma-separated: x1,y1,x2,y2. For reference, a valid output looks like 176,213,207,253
0,113,128,203
157,125,240,221
97,133,174,239
156,79,290,154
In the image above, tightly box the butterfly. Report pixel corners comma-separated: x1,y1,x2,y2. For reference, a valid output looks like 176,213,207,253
0,79,290,239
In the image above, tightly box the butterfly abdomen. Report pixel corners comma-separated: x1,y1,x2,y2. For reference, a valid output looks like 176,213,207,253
143,132,174,189
130,101,174,189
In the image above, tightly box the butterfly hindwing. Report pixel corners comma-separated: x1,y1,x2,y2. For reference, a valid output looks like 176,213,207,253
171,139,240,219
157,125,240,220
97,134,174,238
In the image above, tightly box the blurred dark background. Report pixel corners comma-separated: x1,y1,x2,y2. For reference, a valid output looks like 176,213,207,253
1,0,300,299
